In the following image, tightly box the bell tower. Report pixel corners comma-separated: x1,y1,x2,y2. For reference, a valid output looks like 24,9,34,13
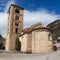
5,4,24,51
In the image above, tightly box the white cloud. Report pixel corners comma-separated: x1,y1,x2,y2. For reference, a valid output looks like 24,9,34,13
0,0,15,37
0,9,60,37
0,13,8,37
24,9,60,28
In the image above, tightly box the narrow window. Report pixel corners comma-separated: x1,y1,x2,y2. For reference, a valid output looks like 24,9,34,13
15,15,19,20
15,28,18,33
15,22,18,26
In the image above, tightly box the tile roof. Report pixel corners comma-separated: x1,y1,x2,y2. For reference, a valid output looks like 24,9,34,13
20,22,52,36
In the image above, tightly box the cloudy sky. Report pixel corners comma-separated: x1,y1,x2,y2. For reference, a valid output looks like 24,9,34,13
0,0,60,37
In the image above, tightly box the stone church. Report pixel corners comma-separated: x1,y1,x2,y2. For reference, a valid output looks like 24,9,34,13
5,4,54,53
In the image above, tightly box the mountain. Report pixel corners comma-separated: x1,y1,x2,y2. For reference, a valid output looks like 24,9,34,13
47,20,60,42
0,34,5,49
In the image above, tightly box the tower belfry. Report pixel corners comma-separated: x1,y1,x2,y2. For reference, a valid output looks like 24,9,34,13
5,4,24,51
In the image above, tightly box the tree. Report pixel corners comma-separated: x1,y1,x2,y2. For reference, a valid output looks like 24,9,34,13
15,38,21,51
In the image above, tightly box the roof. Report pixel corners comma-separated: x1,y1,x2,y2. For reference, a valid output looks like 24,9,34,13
31,22,44,29
47,20,60,27
8,4,24,13
20,22,52,36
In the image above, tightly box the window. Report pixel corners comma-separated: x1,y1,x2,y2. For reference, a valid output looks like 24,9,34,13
22,36,23,38
15,15,19,20
48,34,50,40
15,28,18,33
15,9,20,13
15,22,18,26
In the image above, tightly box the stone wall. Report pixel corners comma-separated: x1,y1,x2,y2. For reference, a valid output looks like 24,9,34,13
5,4,24,51
19,28,53,53
32,29,53,53
5,6,15,51
26,32,32,52
19,34,28,52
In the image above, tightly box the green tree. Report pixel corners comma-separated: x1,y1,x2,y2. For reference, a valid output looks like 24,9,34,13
15,38,21,51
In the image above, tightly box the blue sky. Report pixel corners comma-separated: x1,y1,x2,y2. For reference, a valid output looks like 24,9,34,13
15,0,60,14
0,0,60,37
0,0,60,14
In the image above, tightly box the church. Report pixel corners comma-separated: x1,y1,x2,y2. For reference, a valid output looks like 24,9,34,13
5,4,54,53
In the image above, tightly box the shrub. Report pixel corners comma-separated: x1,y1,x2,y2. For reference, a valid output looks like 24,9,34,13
53,45,57,51
15,38,20,51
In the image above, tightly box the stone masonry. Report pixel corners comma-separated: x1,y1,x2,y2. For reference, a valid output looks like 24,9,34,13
19,23,54,53
5,4,24,51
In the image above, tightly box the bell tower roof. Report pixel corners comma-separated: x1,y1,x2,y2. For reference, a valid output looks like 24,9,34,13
8,4,24,13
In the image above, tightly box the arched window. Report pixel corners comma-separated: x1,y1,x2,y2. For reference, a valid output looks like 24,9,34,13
15,9,20,13
48,34,50,40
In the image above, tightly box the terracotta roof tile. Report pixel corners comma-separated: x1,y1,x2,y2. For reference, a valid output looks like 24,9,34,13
20,22,52,36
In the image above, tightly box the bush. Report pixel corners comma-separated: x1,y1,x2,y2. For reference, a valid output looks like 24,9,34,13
15,38,21,51
53,45,57,51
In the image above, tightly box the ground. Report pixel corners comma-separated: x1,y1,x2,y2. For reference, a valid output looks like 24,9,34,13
0,50,60,60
